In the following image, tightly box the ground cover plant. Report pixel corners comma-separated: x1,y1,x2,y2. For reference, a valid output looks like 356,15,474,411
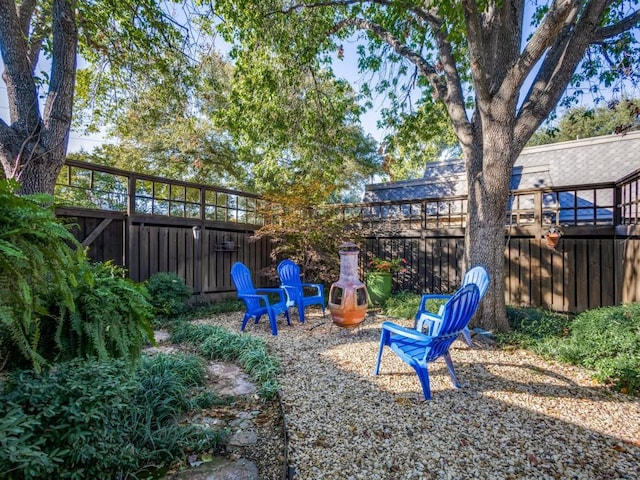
0,354,226,479
500,304,640,394
170,321,280,399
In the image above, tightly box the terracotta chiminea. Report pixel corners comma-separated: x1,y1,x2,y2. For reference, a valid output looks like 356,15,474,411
328,242,369,329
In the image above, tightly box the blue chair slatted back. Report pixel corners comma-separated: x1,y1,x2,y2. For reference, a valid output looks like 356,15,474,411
231,262,260,310
230,262,291,335
423,284,480,361
277,259,303,303
277,259,325,323
462,266,489,300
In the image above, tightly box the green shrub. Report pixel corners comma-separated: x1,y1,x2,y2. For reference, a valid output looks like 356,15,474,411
502,304,640,395
0,179,84,371
382,291,422,319
146,272,192,318
43,261,155,366
382,291,451,320
0,356,226,479
501,306,571,350
554,303,640,394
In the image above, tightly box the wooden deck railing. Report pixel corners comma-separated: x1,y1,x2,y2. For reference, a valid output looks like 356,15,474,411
56,160,640,232
56,160,269,226
617,167,640,226
329,182,620,234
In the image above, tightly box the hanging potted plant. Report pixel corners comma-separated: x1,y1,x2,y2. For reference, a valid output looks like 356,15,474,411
366,256,407,305
544,226,562,249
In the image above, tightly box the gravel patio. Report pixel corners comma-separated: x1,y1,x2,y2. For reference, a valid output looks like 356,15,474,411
206,310,640,480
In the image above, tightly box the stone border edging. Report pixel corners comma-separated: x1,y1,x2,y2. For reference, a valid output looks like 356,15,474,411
277,389,294,480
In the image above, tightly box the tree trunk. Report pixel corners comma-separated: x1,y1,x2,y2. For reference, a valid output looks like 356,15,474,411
16,150,65,195
0,0,77,195
462,122,515,333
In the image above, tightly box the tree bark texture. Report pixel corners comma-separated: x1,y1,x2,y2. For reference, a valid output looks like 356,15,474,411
0,0,77,195
461,122,517,332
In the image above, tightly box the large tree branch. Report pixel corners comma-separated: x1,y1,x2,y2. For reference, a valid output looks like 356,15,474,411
335,17,444,94
17,0,37,36
593,8,640,40
0,0,40,132
505,0,580,96
461,0,491,104
409,7,473,146
335,15,470,139
24,4,49,75
515,0,610,149
275,1,475,144
41,0,77,160
484,1,525,95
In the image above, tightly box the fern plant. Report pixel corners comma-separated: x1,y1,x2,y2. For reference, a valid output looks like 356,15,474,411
0,180,83,371
43,261,155,365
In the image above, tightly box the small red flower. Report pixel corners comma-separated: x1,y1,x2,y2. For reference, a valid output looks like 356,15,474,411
369,256,407,274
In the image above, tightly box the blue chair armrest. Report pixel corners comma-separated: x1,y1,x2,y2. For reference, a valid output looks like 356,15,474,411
255,288,286,302
417,293,453,313
301,283,324,296
239,293,272,307
279,285,297,306
381,321,431,342
414,310,444,335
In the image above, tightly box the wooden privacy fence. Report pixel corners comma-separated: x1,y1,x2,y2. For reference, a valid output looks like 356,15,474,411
54,160,640,312
55,160,274,300
335,167,640,313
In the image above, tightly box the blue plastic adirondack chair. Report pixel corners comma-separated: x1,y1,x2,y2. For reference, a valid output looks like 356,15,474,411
375,284,480,400
277,259,325,324
230,262,291,335
414,266,489,346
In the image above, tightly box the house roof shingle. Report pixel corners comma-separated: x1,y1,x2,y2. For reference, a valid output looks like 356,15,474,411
364,131,640,202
